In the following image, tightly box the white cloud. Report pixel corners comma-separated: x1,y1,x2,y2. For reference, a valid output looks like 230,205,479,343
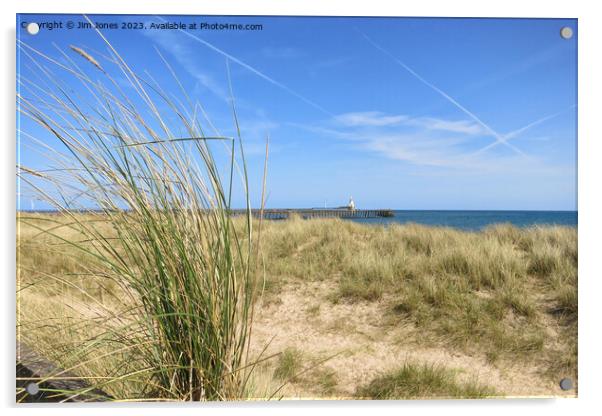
363,133,461,167
407,117,485,135
299,110,568,176
359,131,569,177
334,111,484,135
238,119,279,142
301,120,474,168
335,111,408,127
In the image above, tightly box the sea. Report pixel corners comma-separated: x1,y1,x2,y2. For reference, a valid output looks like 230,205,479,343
349,210,577,231
21,209,578,232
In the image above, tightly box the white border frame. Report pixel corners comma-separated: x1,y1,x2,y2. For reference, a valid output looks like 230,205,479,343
3,1,600,415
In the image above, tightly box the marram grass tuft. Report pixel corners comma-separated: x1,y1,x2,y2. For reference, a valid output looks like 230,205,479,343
17,31,266,401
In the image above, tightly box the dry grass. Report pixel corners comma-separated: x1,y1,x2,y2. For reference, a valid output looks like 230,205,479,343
256,218,577,383
355,362,496,399
18,32,263,401
17,214,577,399
273,347,304,381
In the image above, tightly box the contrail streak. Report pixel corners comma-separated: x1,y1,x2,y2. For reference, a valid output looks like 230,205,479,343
155,16,333,117
473,105,576,155
357,29,527,157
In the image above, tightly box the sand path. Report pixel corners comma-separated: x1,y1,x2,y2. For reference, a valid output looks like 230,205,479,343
249,280,574,399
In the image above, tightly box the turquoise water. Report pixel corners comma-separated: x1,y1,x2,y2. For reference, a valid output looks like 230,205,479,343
350,210,577,231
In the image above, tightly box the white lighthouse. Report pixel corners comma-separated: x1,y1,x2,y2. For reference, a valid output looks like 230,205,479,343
348,196,356,211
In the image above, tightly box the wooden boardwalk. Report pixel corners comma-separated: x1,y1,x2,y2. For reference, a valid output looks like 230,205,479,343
229,209,394,220
17,342,112,402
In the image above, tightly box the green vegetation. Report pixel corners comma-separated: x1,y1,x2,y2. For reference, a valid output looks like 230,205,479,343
18,215,577,399
257,218,577,370
16,19,576,402
273,348,304,381
314,368,338,395
17,36,264,401
355,362,496,399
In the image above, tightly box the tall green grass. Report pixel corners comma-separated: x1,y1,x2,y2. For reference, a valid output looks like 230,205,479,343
17,30,264,400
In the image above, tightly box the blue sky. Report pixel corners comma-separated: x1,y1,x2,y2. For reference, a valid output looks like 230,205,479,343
17,14,577,210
